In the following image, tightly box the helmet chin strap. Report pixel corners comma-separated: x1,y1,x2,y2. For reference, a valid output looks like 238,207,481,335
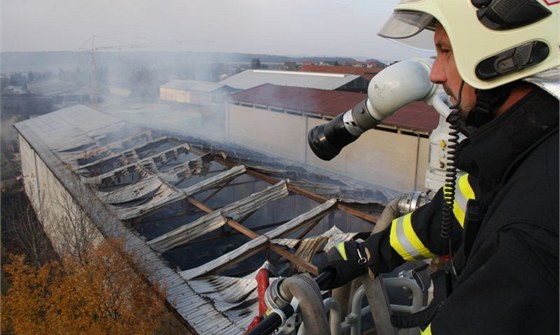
448,80,474,137
449,81,465,110
467,82,516,128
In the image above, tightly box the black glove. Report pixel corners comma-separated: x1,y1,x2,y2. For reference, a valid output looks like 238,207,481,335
318,240,369,290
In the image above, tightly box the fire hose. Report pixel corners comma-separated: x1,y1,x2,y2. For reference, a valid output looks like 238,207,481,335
245,266,430,335
245,271,332,335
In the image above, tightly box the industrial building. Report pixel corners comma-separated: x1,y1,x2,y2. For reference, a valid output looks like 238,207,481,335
299,63,383,81
160,80,236,105
15,62,441,333
219,69,368,92
15,104,385,334
226,83,438,192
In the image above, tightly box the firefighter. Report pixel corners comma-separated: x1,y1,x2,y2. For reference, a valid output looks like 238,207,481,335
319,1,559,334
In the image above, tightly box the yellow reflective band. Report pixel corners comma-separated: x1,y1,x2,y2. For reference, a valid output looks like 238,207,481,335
453,174,476,228
459,174,475,200
452,200,466,228
421,324,432,335
390,216,413,260
337,242,348,261
390,214,435,261
402,214,435,259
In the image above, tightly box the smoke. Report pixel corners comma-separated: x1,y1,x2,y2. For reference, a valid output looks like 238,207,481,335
1,116,19,143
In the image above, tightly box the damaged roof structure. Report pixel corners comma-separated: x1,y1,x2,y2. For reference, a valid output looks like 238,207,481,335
15,104,385,334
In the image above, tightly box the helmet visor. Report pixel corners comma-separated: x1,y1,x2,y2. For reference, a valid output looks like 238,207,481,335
378,10,434,39
378,10,436,51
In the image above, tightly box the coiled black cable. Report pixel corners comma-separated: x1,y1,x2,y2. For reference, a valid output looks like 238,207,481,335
442,110,462,277
441,110,461,241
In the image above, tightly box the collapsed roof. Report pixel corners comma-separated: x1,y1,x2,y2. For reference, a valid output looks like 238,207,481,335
15,105,387,334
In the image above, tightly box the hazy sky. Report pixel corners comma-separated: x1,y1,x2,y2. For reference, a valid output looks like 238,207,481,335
1,0,432,61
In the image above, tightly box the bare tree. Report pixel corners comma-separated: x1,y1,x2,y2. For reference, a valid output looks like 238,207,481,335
44,188,103,263
1,192,55,267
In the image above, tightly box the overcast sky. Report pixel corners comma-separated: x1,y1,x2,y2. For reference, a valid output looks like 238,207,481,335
1,0,432,61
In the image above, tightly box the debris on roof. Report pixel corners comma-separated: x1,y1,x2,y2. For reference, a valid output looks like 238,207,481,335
15,105,387,334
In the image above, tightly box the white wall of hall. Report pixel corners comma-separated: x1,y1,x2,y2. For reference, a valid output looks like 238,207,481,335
18,134,104,255
226,104,430,193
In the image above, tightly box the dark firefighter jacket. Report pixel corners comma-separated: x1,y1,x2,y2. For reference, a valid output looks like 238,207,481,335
367,86,559,334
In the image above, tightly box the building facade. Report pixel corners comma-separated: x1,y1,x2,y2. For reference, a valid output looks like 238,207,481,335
226,84,438,193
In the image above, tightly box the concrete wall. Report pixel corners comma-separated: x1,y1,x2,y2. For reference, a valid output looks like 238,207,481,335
226,104,430,193
227,104,308,163
19,134,104,255
307,117,430,192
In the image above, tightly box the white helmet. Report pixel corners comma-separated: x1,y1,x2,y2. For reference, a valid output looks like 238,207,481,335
378,0,560,91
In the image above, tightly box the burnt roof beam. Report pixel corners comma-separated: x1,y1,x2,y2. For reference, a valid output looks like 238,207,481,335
147,180,289,253
180,199,337,280
215,156,379,225
180,165,246,197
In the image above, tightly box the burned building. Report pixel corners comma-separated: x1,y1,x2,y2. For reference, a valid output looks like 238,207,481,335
15,104,386,334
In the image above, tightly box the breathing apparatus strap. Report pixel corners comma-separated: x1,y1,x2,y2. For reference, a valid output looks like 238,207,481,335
467,83,516,128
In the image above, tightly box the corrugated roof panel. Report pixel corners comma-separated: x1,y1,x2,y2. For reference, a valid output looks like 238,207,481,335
230,83,366,116
156,153,214,185
180,164,246,196
381,100,439,132
99,175,162,204
112,183,186,220
82,163,149,187
148,212,226,253
15,106,391,334
180,236,267,280
148,180,289,253
180,199,336,280
299,64,383,81
220,69,361,90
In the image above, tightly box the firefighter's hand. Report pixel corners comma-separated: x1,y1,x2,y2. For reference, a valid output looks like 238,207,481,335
318,240,369,290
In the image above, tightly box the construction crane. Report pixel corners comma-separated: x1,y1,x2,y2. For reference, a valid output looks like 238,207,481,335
79,36,214,106
79,36,141,106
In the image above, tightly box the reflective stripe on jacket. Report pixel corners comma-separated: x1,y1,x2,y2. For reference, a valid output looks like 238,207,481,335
389,173,476,261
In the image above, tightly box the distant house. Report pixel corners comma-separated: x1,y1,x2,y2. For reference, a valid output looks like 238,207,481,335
160,80,236,105
219,69,368,92
226,83,439,193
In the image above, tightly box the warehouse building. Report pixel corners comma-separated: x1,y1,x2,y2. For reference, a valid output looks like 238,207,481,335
14,104,385,334
159,80,236,105
226,83,439,192
219,69,368,92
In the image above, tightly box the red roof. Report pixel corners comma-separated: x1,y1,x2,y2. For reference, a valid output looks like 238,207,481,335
383,101,439,132
229,84,439,132
230,83,365,116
